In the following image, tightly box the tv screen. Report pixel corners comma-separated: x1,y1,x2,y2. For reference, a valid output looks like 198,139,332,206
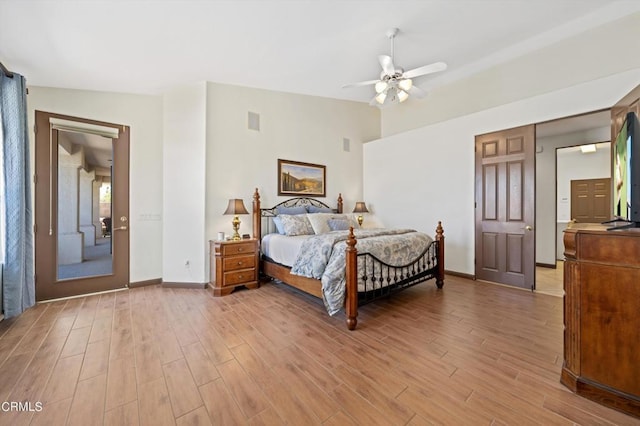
613,111,640,224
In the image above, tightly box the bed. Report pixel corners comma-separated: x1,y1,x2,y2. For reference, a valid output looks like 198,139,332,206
251,188,444,330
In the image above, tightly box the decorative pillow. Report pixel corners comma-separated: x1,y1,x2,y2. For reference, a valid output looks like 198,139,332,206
272,216,285,234
276,205,307,215
307,205,333,214
278,214,314,236
307,213,350,234
328,218,351,231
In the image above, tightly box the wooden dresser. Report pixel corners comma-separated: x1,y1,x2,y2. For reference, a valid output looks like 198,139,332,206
209,239,259,296
562,224,640,418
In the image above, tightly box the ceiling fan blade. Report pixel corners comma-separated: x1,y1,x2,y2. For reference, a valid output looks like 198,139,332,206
403,62,447,79
378,55,395,76
408,85,427,99
342,79,380,89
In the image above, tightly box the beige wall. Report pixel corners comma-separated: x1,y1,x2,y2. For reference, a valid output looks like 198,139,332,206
27,83,379,285
27,86,164,283
204,82,380,271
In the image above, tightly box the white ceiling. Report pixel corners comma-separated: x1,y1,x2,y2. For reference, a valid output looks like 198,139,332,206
1,0,639,104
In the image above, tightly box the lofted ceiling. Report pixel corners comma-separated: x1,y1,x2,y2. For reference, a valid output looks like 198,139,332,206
1,0,639,105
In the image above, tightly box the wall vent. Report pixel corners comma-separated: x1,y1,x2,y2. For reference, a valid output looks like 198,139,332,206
248,112,260,131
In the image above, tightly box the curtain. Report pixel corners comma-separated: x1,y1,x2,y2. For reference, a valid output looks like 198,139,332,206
0,72,34,318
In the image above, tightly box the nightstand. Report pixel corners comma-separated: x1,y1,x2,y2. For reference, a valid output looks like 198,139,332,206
209,239,259,296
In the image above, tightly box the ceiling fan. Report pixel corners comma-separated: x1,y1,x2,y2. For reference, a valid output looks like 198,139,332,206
343,28,447,107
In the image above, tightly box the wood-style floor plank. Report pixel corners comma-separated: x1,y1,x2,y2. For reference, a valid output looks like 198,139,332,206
163,358,204,418
0,275,636,425
67,373,107,426
104,400,140,426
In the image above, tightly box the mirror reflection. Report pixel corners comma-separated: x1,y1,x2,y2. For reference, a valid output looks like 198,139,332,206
57,130,113,280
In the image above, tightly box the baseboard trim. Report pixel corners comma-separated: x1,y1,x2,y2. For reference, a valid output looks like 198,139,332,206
445,270,476,280
38,287,128,303
129,278,162,288
536,262,557,269
161,281,208,289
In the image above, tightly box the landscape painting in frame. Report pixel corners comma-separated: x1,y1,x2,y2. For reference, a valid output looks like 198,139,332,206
278,159,326,197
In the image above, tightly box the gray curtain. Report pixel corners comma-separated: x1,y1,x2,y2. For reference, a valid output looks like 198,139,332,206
0,72,35,318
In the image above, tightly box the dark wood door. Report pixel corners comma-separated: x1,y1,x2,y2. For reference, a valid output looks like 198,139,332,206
34,111,130,300
571,178,611,224
475,125,535,289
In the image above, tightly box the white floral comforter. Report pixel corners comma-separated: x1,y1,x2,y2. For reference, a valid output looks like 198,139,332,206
290,229,433,315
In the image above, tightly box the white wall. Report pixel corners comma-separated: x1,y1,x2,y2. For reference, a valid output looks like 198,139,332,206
535,127,610,265
364,70,640,275
27,86,164,283
204,82,380,276
162,83,207,283
556,144,611,222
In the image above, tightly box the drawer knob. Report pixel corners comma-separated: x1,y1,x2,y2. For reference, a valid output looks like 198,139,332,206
238,248,244,251
238,261,243,265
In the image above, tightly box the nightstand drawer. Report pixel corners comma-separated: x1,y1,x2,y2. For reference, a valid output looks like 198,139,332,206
223,269,256,286
223,254,256,271
222,242,255,256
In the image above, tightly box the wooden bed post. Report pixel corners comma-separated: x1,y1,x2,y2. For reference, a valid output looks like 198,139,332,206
345,227,358,330
436,221,445,289
252,188,261,240
337,193,343,213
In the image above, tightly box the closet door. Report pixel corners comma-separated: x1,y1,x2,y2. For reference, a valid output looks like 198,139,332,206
475,125,536,290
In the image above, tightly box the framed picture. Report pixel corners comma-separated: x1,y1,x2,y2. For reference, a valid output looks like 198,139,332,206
278,159,326,197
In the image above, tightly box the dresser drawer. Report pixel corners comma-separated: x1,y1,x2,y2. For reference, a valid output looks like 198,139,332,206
223,269,256,286
223,254,256,271
221,242,255,256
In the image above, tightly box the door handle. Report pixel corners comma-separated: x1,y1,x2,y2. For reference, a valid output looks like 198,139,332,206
525,225,533,231
113,226,128,231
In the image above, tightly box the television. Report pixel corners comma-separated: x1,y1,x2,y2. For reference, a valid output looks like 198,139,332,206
610,111,640,229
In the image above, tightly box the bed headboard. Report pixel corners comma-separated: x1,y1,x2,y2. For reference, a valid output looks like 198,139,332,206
252,188,343,240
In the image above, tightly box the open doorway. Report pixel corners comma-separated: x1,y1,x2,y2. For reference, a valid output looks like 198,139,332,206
534,110,611,296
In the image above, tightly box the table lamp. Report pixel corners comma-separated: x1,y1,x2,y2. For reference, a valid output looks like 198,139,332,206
223,199,249,240
353,201,369,226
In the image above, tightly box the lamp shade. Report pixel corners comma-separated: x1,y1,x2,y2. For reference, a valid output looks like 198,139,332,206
223,199,249,215
353,202,369,213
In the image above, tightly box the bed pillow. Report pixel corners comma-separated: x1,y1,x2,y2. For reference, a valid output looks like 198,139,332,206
359,214,385,229
279,214,314,236
328,218,351,231
306,213,333,234
276,205,307,215
272,216,285,234
307,205,333,214
307,213,350,234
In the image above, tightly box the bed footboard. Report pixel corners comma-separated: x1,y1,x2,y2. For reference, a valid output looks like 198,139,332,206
344,222,445,330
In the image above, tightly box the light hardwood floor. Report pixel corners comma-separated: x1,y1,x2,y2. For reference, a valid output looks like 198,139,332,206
536,261,564,297
0,276,638,425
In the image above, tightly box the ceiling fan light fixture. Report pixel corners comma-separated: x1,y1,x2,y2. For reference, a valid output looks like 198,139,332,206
375,81,388,94
398,78,413,92
342,28,446,107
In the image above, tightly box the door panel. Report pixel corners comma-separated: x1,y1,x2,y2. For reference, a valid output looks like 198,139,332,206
34,111,129,301
571,178,611,224
475,125,535,289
